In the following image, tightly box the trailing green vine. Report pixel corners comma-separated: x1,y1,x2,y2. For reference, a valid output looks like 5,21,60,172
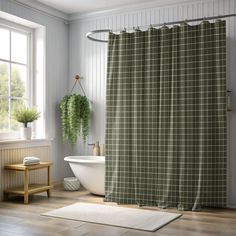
79,96,90,141
60,94,90,144
60,95,70,140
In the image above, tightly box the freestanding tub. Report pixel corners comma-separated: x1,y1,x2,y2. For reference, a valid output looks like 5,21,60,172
64,156,105,196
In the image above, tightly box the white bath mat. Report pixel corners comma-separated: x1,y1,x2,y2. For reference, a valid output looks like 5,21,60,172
42,202,181,232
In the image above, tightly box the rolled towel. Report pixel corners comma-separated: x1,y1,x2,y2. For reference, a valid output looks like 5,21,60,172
23,156,40,166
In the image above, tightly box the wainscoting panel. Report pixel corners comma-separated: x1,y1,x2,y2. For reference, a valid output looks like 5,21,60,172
0,145,51,201
69,0,236,206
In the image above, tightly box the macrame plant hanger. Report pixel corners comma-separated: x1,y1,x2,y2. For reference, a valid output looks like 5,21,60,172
70,75,84,94
70,74,92,103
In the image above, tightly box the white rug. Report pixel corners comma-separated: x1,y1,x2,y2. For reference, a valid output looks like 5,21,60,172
42,202,181,232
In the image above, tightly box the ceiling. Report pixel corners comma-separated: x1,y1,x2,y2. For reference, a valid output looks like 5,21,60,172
36,0,163,14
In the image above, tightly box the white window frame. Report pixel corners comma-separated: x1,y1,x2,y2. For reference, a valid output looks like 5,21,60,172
0,19,34,140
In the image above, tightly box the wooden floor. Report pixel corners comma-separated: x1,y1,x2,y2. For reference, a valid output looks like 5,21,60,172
0,186,235,236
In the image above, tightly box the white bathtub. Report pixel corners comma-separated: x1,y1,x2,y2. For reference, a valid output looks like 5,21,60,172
64,156,105,196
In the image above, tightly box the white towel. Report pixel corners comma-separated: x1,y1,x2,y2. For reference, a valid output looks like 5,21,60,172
23,156,40,166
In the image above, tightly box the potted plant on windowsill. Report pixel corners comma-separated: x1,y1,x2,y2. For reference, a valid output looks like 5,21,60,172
13,106,40,140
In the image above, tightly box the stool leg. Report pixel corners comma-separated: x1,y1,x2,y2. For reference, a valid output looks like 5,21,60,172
24,169,29,204
47,165,51,198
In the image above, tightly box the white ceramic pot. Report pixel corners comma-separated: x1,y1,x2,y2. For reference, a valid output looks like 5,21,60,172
20,127,32,140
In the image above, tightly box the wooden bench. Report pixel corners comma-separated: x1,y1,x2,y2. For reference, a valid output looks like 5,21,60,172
4,162,52,204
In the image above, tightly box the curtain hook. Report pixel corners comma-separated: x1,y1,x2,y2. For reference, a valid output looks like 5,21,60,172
184,19,189,26
201,16,209,24
136,26,141,31
162,22,168,29
133,26,140,32
120,27,127,33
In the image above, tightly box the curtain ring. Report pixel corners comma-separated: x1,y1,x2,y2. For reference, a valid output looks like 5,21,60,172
120,27,127,33
161,22,168,29
136,26,141,32
183,19,189,26
201,17,209,24
133,26,140,32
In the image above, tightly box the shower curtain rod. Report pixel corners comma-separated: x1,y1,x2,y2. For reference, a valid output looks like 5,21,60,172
86,13,236,43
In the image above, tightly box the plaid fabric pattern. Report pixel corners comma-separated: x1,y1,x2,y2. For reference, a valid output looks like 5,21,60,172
105,20,227,210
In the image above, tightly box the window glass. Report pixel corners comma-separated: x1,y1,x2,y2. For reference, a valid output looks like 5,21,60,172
11,98,25,130
0,61,10,96
0,26,30,134
11,31,27,64
11,63,27,98
0,28,10,60
0,98,9,132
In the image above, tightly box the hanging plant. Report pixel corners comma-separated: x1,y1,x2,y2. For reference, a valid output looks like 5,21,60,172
60,94,90,144
67,94,80,144
60,95,70,141
79,96,90,141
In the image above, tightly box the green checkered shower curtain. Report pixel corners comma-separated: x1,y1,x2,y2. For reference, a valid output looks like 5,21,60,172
105,20,227,210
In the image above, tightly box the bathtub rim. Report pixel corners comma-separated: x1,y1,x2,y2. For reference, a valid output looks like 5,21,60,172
64,156,105,164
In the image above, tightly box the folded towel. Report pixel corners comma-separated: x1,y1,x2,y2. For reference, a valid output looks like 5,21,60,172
23,156,40,166
24,156,40,161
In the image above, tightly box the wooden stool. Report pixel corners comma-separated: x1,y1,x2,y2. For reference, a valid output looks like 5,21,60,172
4,162,52,204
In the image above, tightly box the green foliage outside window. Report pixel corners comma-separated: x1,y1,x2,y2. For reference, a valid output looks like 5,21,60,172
0,63,26,132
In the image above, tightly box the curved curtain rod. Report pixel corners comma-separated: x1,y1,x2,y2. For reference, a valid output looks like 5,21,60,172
86,13,236,43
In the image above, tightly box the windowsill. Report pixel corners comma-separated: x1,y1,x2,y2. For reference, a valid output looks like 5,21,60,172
0,138,53,149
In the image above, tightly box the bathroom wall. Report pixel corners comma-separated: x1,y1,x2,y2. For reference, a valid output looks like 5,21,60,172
68,0,236,207
0,0,71,182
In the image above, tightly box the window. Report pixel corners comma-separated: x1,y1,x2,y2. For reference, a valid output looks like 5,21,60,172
0,20,33,139
0,13,46,141
0,11,46,141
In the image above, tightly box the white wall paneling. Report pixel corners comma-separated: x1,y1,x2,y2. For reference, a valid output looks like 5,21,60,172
69,0,236,207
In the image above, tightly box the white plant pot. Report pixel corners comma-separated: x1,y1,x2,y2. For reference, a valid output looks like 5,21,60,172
20,127,32,140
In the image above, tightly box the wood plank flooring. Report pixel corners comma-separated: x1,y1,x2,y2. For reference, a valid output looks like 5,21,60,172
0,186,235,236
